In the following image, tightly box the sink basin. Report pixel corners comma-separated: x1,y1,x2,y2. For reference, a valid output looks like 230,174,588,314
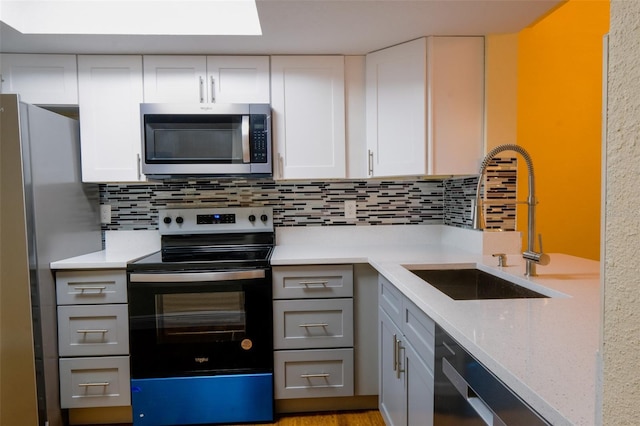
407,268,549,300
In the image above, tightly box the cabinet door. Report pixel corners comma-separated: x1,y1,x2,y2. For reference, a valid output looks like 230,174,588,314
0,54,78,105
207,56,270,104
366,37,484,178
366,38,427,177
379,308,406,426
143,55,206,103
427,37,484,175
271,56,346,179
78,55,144,182
405,340,434,426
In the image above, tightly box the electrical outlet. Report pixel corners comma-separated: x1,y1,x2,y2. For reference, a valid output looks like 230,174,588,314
100,204,111,224
344,200,357,219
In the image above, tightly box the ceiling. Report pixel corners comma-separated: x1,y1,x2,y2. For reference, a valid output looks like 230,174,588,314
0,0,564,56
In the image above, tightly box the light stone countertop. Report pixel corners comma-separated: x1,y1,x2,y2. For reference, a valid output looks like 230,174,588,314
50,230,161,269
271,225,600,426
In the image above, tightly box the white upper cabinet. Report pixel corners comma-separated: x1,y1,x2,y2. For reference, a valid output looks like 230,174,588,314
143,55,270,104
78,55,145,183
0,54,78,105
207,56,270,104
271,56,346,180
366,37,484,177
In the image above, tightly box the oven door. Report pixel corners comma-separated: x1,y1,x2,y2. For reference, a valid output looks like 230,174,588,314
128,268,273,379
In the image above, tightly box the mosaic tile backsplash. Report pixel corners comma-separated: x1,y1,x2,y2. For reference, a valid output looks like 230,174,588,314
99,158,517,232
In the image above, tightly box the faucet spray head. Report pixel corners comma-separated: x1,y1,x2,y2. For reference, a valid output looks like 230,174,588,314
471,198,483,230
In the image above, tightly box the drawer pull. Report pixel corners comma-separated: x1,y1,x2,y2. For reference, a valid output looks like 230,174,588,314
300,280,329,287
75,286,107,292
76,329,108,334
300,373,330,379
299,323,329,328
78,382,110,387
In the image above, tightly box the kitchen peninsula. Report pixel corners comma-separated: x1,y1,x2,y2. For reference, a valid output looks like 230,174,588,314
271,225,600,426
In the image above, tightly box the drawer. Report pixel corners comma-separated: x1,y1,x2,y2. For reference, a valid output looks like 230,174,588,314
403,300,435,373
379,275,403,327
59,356,131,408
273,265,353,299
274,349,354,399
273,299,353,350
57,304,129,357
56,270,127,305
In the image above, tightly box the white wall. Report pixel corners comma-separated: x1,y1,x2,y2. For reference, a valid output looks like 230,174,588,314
604,1,640,423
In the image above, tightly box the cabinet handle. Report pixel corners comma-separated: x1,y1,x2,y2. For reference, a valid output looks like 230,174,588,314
396,341,405,379
300,280,329,287
75,285,107,293
211,76,216,103
298,323,329,328
368,150,374,176
76,329,108,334
278,154,284,179
199,76,204,103
136,153,142,180
300,373,330,379
392,333,398,372
78,382,110,387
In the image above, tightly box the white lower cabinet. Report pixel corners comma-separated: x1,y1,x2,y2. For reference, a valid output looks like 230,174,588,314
273,265,355,400
274,348,354,399
379,275,435,426
56,269,131,409
59,356,131,409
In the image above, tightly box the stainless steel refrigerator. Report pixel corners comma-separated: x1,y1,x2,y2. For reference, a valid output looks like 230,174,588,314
0,94,102,426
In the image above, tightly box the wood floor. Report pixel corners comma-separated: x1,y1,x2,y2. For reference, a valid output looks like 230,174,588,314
234,410,385,426
95,410,385,426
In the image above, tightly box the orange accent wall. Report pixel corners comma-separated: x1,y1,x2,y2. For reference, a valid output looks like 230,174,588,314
516,0,609,260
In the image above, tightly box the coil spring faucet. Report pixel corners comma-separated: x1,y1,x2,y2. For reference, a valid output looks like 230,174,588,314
472,144,550,277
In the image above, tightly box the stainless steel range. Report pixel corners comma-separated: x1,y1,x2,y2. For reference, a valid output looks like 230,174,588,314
127,207,275,426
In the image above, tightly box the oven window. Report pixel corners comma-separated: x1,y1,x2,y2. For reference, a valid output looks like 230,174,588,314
155,291,246,344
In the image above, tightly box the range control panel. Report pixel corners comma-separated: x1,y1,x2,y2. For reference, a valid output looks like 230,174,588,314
159,207,273,235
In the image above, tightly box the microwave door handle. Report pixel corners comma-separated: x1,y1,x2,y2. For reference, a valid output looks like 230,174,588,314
242,115,250,163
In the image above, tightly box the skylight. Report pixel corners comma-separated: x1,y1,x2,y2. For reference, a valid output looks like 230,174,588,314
0,0,262,35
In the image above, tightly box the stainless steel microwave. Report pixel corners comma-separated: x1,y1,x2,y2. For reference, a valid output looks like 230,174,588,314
140,103,272,179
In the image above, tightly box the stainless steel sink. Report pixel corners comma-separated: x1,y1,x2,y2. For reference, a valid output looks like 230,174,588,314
407,268,549,300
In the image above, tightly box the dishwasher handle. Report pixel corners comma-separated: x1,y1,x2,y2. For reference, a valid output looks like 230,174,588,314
442,357,507,426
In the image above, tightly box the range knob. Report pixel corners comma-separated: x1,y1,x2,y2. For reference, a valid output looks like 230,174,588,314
248,214,256,222
175,216,184,224
260,214,268,222
163,217,172,224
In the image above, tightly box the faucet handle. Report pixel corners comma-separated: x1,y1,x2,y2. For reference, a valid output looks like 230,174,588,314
492,253,507,267
523,234,551,266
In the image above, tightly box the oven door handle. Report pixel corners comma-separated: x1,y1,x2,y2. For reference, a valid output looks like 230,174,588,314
129,269,266,283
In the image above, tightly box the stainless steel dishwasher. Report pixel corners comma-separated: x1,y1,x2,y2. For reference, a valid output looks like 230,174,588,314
434,325,550,425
